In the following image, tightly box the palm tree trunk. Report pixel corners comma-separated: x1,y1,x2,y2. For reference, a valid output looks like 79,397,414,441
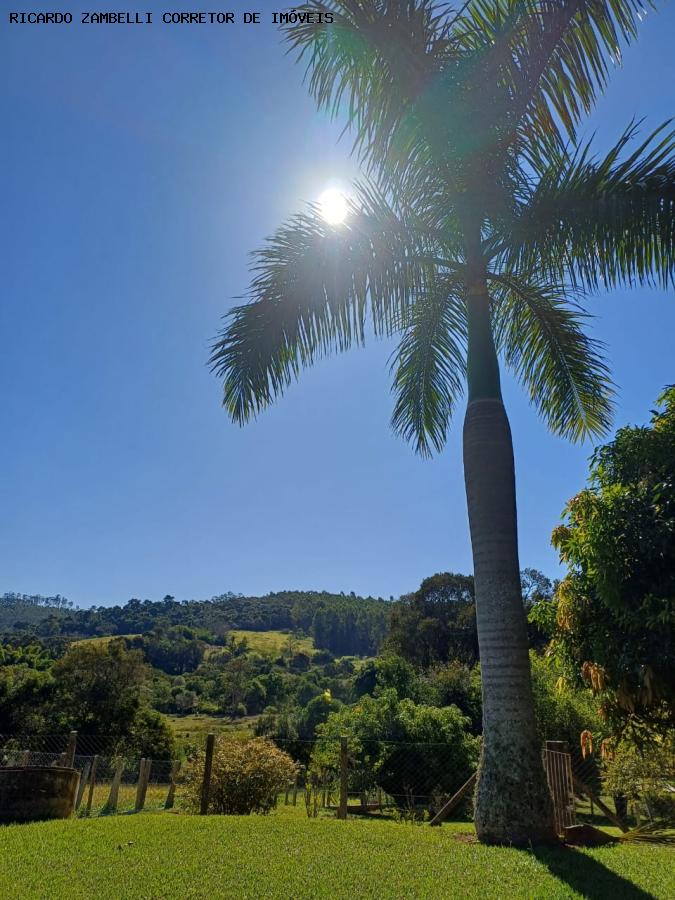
463,243,556,845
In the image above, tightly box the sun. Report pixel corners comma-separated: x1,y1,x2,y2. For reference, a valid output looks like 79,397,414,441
318,187,349,225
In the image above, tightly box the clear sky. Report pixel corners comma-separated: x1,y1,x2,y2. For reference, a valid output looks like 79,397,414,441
2,4,674,607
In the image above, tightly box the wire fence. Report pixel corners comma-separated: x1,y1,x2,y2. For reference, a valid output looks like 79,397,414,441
0,734,179,816
2,732,672,831
571,748,675,832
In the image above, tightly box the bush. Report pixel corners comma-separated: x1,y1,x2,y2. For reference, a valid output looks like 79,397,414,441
183,738,298,815
604,736,675,825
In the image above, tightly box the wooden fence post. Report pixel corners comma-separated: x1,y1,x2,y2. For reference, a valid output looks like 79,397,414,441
75,760,91,810
63,731,77,768
106,760,124,814
165,761,179,810
85,755,99,816
572,774,629,832
136,758,151,811
200,734,216,816
428,772,477,827
338,737,348,820
135,758,147,812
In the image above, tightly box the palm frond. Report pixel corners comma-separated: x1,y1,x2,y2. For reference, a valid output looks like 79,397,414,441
390,277,467,455
210,184,440,423
452,0,654,151
617,823,675,844
490,274,615,441
283,1,457,182
506,123,675,289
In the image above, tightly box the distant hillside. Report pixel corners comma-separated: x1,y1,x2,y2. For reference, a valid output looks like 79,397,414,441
0,593,71,631
1,590,391,657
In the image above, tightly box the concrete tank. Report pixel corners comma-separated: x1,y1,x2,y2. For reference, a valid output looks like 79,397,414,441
0,767,79,824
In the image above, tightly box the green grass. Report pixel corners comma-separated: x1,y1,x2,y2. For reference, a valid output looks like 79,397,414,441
166,713,258,746
0,809,671,899
72,634,140,646
228,629,315,656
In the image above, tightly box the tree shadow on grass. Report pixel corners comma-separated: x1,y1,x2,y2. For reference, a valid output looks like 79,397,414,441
532,846,657,900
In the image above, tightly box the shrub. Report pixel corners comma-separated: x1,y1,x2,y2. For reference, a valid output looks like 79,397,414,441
604,736,675,825
182,737,298,815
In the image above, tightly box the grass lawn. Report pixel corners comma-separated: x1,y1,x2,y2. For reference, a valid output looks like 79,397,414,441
0,808,671,899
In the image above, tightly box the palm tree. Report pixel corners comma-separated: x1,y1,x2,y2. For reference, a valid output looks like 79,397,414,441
210,0,675,844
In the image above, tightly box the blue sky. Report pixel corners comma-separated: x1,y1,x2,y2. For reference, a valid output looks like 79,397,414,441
2,5,674,607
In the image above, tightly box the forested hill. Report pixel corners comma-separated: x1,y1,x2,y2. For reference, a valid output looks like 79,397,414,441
0,590,391,656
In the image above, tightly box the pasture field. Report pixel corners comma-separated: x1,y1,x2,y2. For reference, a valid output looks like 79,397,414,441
166,713,257,745
228,629,315,656
0,808,672,899
72,634,140,646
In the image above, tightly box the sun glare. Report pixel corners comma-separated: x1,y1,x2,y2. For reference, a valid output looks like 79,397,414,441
318,187,349,225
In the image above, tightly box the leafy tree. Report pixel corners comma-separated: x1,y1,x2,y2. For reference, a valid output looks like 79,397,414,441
424,661,483,734
544,388,675,742
50,640,149,736
210,0,674,843
0,666,54,734
313,690,479,808
355,654,423,701
255,691,342,762
385,573,477,666
529,652,602,751
130,627,205,676
218,656,253,715
604,735,675,823
522,568,556,649
120,706,176,760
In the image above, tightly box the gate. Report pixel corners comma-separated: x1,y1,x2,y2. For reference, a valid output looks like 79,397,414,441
543,741,576,835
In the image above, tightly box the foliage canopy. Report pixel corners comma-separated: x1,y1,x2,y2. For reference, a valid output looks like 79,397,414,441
542,388,675,741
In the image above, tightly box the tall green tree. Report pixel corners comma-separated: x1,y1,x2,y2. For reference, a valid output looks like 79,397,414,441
211,1,675,844
545,387,675,743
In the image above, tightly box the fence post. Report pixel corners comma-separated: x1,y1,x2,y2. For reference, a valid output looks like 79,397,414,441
200,733,216,816
75,760,91,810
63,731,77,768
135,758,147,812
85,755,99,816
338,736,348,820
20,750,31,767
139,758,152,811
106,760,124,814
165,761,179,810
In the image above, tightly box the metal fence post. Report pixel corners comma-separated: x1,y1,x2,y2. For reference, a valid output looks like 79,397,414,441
200,733,216,815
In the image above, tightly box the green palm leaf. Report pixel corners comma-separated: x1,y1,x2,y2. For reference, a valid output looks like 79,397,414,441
284,1,460,184
452,0,653,152
490,274,615,441
390,278,467,456
507,123,675,289
209,184,437,423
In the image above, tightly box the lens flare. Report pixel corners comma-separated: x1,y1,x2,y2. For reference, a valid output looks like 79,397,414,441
318,188,349,225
